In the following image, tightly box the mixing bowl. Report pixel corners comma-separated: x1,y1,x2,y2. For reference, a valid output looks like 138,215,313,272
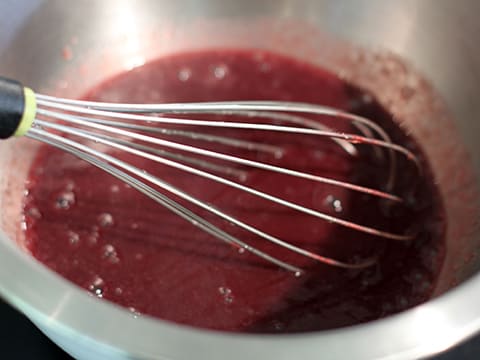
1,1,480,359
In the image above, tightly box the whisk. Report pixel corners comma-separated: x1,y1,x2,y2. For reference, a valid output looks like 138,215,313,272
0,76,419,275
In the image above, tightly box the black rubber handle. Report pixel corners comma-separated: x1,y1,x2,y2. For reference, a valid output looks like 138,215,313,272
0,76,25,139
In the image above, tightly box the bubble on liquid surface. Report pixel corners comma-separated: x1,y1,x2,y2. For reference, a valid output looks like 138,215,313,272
89,276,104,298
114,287,123,295
110,185,120,193
273,149,284,159
218,286,234,304
178,67,192,82
102,244,120,264
26,207,42,219
332,199,343,213
98,213,114,227
212,64,228,79
87,226,99,245
128,307,141,318
236,171,249,183
55,190,75,209
68,231,80,245
324,195,343,213
218,286,232,295
65,180,75,191
130,222,139,230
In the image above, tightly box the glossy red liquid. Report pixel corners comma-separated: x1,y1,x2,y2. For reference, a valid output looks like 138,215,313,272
24,50,445,332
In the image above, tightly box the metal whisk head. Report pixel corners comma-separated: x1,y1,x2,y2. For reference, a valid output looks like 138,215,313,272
0,77,420,275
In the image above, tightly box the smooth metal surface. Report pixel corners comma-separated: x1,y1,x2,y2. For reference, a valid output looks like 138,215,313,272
0,1,479,359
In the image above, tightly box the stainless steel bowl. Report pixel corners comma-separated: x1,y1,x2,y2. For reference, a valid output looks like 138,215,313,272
1,1,480,359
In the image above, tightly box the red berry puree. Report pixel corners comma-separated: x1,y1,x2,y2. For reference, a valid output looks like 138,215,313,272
23,49,445,333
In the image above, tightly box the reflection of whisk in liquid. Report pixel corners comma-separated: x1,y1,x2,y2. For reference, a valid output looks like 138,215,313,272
0,76,419,274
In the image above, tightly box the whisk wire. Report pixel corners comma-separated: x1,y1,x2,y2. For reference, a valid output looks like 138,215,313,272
28,127,376,272
0,78,422,272
37,107,406,202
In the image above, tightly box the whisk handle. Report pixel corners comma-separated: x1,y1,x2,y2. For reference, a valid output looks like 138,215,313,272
0,76,36,139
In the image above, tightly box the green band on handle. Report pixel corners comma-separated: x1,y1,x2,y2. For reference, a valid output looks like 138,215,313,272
0,76,26,139
14,87,36,137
